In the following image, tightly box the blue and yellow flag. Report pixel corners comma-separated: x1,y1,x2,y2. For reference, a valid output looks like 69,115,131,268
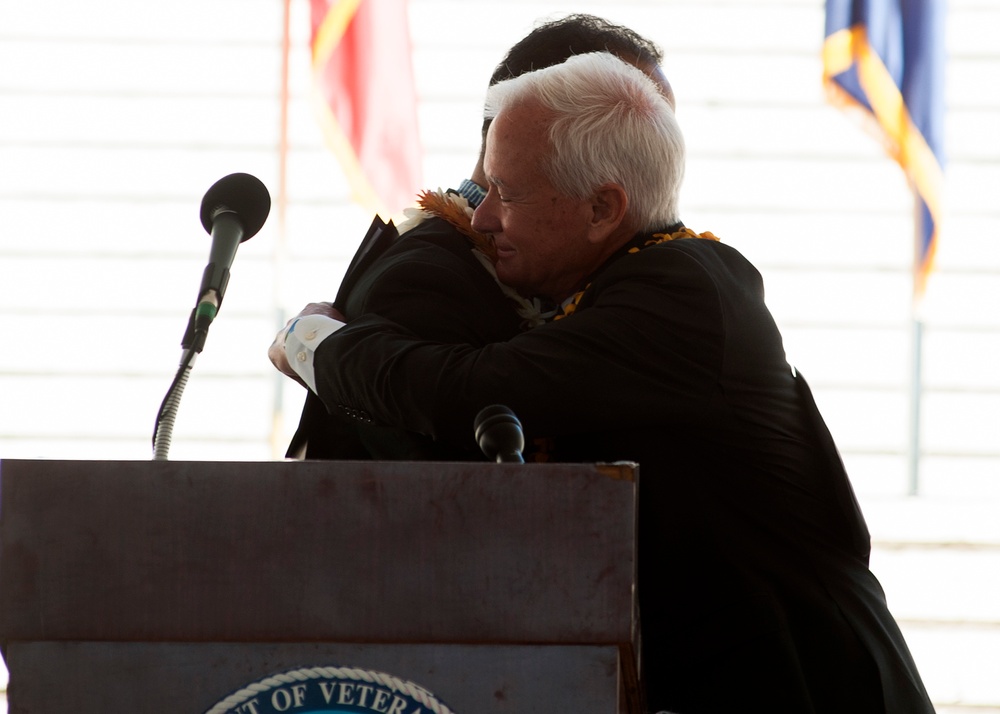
823,0,945,299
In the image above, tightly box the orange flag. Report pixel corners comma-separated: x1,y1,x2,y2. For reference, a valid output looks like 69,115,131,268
310,0,423,217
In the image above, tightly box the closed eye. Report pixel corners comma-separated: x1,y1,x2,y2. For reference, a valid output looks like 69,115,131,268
487,176,515,204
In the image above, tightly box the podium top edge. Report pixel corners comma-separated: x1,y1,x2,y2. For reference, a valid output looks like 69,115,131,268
0,458,636,480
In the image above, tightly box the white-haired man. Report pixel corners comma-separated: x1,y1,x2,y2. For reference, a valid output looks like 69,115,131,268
274,14,672,461
272,52,934,713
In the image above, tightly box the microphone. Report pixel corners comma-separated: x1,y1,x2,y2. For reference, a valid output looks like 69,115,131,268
474,404,525,463
183,172,271,352
197,172,271,310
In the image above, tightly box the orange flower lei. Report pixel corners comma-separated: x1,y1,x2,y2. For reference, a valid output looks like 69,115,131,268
555,227,720,321
631,226,720,250
414,189,497,262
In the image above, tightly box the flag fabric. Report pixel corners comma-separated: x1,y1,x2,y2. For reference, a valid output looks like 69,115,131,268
310,0,423,217
823,0,945,298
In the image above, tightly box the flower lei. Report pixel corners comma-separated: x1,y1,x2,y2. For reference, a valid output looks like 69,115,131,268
554,226,720,320
525,226,721,461
396,188,548,327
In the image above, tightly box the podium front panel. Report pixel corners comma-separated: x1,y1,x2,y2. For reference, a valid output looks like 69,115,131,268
0,459,636,644
5,641,622,713
0,458,638,712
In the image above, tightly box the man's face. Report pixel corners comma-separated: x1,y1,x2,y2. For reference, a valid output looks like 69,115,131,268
471,102,610,302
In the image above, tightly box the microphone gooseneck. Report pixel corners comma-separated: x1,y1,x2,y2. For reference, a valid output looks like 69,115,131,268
154,173,271,461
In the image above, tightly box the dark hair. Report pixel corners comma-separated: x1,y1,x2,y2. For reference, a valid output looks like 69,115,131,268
489,14,663,86
480,15,664,143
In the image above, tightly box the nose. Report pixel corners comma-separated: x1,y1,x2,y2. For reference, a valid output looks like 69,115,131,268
472,190,500,234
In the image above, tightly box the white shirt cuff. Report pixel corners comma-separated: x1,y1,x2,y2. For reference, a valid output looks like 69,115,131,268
282,314,344,393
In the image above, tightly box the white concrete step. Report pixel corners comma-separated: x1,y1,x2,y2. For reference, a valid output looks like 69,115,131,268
862,495,1000,712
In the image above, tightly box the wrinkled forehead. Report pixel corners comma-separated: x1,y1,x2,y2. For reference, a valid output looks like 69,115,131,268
483,101,554,177
490,99,552,146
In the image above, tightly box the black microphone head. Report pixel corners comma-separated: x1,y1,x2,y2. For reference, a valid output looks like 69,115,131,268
199,172,271,240
474,404,525,463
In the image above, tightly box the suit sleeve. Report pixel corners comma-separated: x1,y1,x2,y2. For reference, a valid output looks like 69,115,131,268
313,245,729,447
344,227,524,346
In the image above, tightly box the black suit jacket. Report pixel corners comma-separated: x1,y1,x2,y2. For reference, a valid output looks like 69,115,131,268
310,236,934,713
287,215,524,460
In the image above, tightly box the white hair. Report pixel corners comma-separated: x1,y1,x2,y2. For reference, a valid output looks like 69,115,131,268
483,51,685,232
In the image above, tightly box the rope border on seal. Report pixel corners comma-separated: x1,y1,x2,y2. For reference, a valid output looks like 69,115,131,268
204,665,456,714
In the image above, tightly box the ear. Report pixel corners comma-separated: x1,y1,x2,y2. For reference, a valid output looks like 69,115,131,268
586,183,629,244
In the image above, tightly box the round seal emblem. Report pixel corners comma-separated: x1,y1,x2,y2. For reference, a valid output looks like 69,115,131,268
205,666,456,714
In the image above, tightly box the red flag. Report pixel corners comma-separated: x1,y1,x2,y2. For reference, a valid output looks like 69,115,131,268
310,0,423,216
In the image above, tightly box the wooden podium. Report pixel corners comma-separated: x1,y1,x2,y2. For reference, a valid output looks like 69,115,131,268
0,459,638,713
